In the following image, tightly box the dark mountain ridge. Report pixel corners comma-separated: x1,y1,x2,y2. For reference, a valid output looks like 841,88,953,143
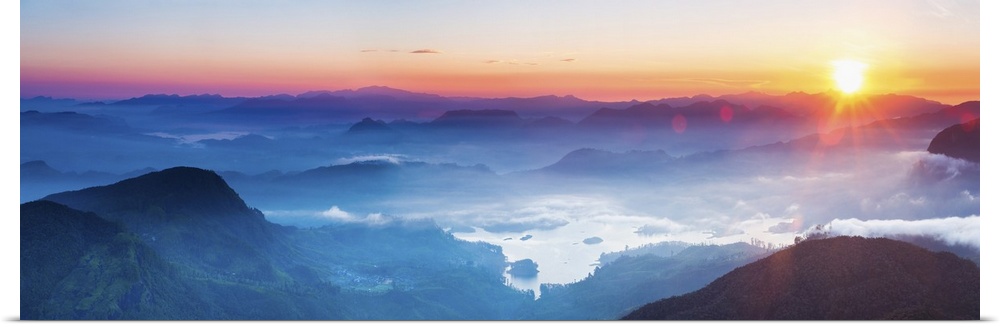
927,118,979,163
24,166,537,319
42,167,287,281
623,236,979,320
44,166,260,220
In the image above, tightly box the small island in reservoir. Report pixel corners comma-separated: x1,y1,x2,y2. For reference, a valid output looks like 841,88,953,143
508,259,540,277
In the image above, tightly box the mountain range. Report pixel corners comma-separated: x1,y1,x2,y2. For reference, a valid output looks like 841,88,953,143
21,86,950,128
23,167,980,319
23,162,981,320
20,86,980,320
26,167,537,319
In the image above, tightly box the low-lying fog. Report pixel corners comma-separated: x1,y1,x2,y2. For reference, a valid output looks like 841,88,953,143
21,94,980,292
251,146,979,289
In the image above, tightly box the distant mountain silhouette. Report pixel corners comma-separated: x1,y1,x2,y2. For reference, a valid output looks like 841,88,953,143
539,148,675,177
198,134,275,148
214,90,445,125
20,161,158,202
522,98,980,186
747,101,979,159
846,101,979,134
295,90,339,98
927,118,979,163
279,160,494,187
716,100,981,165
218,159,503,221
347,117,394,133
940,100,980,120
522,116,574,129
20,160,63,180
221,95,349,115
430,109,524,128
457,94,634,120
623,236,979,320
577,100,800,137
21,110,131,134
461,94,585,107
30,88,950,128
652,91,770,108
577,102,671,128
655,92,947,122
209,86,637,125
598,241,691,264
258,93,296,101
112,93,246,107
323,85,447,102
20,96,81,111
20,160,120,185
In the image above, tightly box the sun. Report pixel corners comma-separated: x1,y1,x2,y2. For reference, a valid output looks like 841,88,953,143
831,60,867,94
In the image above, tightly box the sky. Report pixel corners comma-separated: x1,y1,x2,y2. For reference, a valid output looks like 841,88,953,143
7,1,999,319
19,0,980,104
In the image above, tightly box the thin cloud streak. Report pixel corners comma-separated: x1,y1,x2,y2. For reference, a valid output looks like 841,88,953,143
662,78,772,88
482,59,538,65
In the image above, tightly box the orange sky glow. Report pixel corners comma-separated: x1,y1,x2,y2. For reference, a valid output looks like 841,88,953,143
20,1,981,105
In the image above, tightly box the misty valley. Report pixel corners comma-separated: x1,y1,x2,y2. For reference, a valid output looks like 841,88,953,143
20,87,980,320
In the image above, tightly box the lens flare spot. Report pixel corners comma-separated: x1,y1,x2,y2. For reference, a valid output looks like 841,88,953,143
960,116,978,132
719,105,733,123
672,114,687,134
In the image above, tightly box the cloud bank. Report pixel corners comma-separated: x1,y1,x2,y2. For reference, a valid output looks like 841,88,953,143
333,154,405,165
823,216,979,248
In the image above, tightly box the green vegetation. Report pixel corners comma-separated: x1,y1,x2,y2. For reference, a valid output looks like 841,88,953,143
23,168,980,320
24,167,535,319
22,199,535,320
623,236,980,320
